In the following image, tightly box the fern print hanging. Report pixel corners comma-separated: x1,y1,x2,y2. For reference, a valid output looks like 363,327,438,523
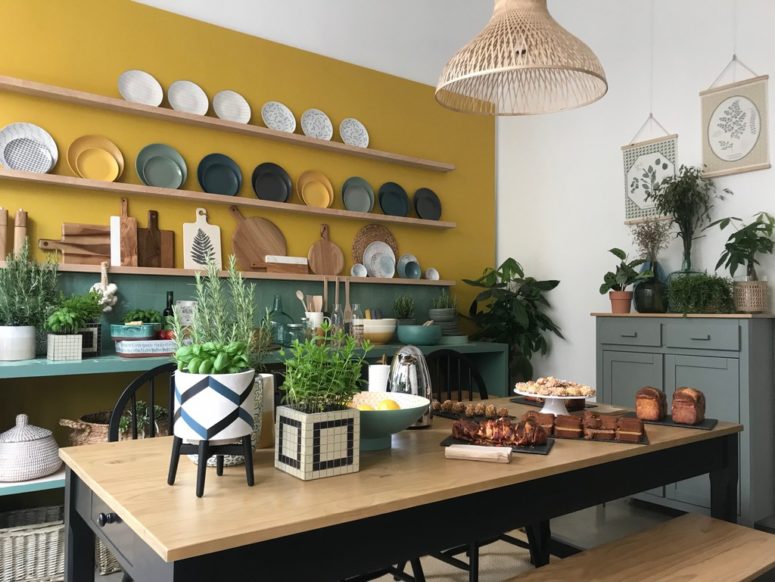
183,208,222,269
190,229,214,265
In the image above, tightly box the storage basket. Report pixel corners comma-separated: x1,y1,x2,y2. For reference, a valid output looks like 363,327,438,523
58,412,110,446
0,505,64,582
734,280,768,313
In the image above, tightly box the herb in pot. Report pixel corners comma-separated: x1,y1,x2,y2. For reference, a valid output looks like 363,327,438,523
123,309,162,324
668,273,734,314
707,211,775,281
0,239,59,328
393,295,415,320
430,290,456,310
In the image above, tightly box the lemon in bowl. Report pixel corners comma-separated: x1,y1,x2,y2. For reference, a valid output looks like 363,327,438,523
350,391,430,450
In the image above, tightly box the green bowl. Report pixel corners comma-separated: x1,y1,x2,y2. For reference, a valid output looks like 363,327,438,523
351,391,430,450
110,323,161,340
397,324,442,346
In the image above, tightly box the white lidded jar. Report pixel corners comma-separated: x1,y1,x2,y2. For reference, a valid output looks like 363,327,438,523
0,414,62,482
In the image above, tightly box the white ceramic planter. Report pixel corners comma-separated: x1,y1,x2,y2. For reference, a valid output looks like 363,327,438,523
0,326,36,361
274,405,359,481
174,369,256,442
46,334,83,361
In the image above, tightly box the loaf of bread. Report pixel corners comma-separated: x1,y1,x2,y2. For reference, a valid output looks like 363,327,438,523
636,386,667,421
672,387,706,425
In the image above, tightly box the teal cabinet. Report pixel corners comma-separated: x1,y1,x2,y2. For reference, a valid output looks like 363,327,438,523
595,315,775,526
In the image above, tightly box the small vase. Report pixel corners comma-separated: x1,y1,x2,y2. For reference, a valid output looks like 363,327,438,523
734,280,769,313
634,262,668,313
609,291,633,314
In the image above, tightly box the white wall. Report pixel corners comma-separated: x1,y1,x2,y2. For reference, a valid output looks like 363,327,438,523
497,0,775,385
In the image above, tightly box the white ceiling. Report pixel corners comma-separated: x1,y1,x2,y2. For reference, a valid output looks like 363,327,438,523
133,0,494,86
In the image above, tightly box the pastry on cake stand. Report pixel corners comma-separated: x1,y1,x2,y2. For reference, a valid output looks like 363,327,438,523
513,390,591,416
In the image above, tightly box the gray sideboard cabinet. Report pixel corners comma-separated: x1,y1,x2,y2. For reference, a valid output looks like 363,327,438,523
595,313,775,526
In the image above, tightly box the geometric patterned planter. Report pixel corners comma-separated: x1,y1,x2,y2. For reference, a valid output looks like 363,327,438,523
46,334,82,361
274,406,359,481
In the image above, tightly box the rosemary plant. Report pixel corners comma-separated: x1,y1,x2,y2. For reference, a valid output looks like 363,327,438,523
392,295,415,319
0,240,59,328
430,290,456,309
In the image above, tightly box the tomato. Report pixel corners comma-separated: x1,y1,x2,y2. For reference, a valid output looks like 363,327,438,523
159,329,175,340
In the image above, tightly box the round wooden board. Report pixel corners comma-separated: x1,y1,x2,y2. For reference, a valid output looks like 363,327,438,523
308,224,344,275
230,206,286,270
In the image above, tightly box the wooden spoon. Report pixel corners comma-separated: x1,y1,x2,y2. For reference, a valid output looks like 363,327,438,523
295,290,307,312
322,276,328,312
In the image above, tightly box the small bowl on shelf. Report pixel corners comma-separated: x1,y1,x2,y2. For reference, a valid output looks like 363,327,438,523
110,323,161,341
397,324,441,345
361,318,396,345
350,391,430,450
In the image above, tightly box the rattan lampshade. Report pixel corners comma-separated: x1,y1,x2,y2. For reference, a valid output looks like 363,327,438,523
435,0,608,115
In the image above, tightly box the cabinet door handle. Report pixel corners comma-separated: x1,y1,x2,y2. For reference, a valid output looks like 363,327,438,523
620,332,638,338
97,512,119,527
690,334,711,341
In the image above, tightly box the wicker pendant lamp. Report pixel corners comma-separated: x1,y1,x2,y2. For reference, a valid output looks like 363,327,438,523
435,0,608,115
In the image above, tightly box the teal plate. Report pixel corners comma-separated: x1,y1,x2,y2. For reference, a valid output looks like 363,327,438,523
198,153,242,196
342,176,374,213
378,181,409,217
136,144,187,188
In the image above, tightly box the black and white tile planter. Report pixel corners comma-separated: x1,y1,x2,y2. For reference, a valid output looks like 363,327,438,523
46,334,82,361
275,406,359,481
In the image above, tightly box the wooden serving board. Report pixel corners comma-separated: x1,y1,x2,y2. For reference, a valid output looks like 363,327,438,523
307,224,344,275
230,206,286,271
0,207,7,258
38,238,111,264
110,198,138,266
137,210,174,268
182,208,221,269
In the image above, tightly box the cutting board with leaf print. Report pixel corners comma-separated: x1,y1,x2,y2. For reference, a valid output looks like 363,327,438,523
183,208,222,269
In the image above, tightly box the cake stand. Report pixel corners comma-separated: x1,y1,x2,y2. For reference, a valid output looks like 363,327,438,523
513,390,594,416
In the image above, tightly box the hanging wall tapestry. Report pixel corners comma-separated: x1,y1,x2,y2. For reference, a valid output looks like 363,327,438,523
622,133,677,223
700,75,770,178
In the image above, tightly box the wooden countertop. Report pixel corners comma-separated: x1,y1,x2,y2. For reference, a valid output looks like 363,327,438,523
591,312,775,319
59,399,741,563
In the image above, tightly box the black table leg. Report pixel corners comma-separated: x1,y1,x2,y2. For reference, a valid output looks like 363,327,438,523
168,436,182,485
526,520,551,567
196,440,209,498
710,433,739,523
65,469,94,582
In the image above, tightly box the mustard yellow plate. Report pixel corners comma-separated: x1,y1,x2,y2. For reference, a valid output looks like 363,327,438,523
67,135,124,181
298,170,334,208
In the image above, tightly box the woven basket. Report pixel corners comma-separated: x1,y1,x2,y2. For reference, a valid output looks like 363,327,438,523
0,414,62,482
734,281,768,313
0,505,64,582
59,411,111,446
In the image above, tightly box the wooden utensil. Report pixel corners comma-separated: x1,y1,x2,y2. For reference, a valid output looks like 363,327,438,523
344,278,352,326
334,276,340,307
183,208,222,270
296,290,308,312
62,223,111,240
111,198,138,266
137,210,174,268
0,208,7,258
38,238,110,264
311,295,322,312
322,276,328,312
13,209,27,257
307,224,344,275
230,206,286,271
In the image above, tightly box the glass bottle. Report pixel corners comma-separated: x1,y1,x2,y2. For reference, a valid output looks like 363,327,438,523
268,295,293,347
351,304,364,344
330,304,344,334
162,291,174,326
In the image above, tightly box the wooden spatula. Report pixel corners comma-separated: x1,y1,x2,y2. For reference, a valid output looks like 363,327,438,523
344,278,352,327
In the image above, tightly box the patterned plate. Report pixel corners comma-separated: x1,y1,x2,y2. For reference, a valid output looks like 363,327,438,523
168,80,209,115
0,123,58,173
301,109,334,141
339,118,369,148
363,241,395,276
117,70,163,106
213,90,251,124
370,252,396,279
261,101,296,133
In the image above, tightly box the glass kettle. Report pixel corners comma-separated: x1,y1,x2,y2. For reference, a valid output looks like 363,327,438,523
388,345,433,428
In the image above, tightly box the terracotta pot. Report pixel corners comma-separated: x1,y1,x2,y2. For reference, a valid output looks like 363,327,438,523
609,291,633,314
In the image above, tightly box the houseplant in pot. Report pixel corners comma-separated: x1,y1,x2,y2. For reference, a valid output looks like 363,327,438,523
645,164,730,275
276,322,371,480
393,295,416,326
464,258,563,384
0,240,58,361
599,248,653,314
46,296,98,361
708,211,775,313
429,290,456,321
668,273,734,314
630,219,672,313
168,256,270,496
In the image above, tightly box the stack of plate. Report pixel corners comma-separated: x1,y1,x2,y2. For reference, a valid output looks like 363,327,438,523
342,177,374,213
363,241,395,278
298,171,334,208
136,144,187,189
252,162,291,202
378,182,409,217
414,188,442,220
198,154,242,196
397,254,421,279
0,123,58,174
67,136,124,181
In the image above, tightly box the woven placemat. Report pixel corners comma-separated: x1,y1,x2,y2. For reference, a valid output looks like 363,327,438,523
352,224,398,265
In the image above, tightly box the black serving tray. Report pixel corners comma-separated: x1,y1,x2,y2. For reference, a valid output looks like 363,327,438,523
510,397,597,409
551,430,650,446
434,410,515,422
440,436,555,455
621,411,718,431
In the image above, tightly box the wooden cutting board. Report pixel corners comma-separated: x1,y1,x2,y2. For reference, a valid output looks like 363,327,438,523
14,209,27,257
230,206,286,271
183,208,222,269
110,198,138,267
138,210,174,268
307,224,344,275
38,238,111,265
0,208,7,258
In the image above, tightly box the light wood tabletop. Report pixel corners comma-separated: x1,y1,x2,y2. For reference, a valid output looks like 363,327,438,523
59,398,741,563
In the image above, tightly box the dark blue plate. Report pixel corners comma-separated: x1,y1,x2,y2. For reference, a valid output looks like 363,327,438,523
378,181,409,217
197,153,242,196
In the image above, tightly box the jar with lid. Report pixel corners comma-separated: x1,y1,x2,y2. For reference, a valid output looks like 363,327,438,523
285,323,306,346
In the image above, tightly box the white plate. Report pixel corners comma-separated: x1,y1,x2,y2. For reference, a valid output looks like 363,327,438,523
301,108,334,140
370,252,396,279
339,117,369,148
168,80,209,115
213,90,251,123
261,101,296,133
0,123,58,173
117,70,163,106
363,241,396,276
397,254,418,278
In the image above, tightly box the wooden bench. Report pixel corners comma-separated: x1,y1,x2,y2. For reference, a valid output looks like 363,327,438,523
510,513,775,582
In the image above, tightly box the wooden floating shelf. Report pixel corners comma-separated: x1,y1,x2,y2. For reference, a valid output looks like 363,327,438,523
52,263,456,287
0,75,455,173
0,169,456,229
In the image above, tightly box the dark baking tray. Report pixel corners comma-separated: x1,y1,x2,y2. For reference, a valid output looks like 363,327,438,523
434,410,515,422
440,436,555,455
510,397,597,409
551,430,649,446
621,411,718,430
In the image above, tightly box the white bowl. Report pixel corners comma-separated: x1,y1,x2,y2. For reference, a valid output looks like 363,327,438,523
351,263,367,277
362,319,396,344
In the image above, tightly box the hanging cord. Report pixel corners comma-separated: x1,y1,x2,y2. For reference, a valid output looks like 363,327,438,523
709,54,759,89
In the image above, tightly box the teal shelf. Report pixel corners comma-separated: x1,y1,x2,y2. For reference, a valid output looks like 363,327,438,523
0,355,172,379
0,468,65,497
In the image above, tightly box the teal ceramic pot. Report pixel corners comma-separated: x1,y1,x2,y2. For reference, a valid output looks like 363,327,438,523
397,324,442,345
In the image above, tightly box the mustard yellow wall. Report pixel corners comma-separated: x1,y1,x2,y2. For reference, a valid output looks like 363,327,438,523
0,0,495,305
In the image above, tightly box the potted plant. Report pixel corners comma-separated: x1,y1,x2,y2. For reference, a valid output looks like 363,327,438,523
61,292,104,358
630,219,672,313
668,273,734,314
708,211,775,313
168,257,271,494
46,293,102,361
0,240,59,361
646,165,730,274
118,400,169,439
393,295,416,326
465,258,563,384
429,290,456,321
599,248,653,314
275,323,371,480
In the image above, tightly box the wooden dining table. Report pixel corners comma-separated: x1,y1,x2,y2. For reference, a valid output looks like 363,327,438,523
60,398,741,582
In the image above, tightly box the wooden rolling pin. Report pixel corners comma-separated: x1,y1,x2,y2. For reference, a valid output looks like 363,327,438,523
14,209,27,257
0,208,7,258
444,444,512,463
